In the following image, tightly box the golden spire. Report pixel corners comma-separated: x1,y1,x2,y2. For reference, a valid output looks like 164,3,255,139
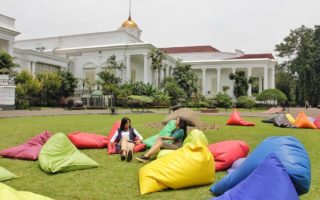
121,0,139,29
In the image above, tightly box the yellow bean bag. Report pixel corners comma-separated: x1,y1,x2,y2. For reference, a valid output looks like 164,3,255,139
139,141,215,195
0,183,54,200
157,129,208,159
285,114,295,125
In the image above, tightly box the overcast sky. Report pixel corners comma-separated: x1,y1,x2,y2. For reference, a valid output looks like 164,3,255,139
1,0,320,54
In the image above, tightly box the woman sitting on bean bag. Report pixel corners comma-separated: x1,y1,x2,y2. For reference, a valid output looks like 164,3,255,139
136,117,187,163
109,117,143,162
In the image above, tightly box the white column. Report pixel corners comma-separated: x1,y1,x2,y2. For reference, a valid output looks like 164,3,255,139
259,76,263,93
263,67,268,90
143,54,149,84
165,65,169,77
216,68,221,93
271,67,275,89
247,67,252,96
160,68,164,84
126,55,131,82
7,41,14,56
232,68,236,74
202,68,206,96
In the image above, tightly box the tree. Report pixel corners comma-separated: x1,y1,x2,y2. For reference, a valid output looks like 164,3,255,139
104,54,126,82
164,78,187,105
229,70,250,98
0,51,19,76
36,72,62,105
275,25,320,106
236,96,255,111
15,71,42,109
57,70,78,98
148,48,165,87
256,89,287,105
172,59,198,98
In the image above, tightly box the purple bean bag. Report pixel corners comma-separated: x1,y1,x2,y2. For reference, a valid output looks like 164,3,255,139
0,131,52,160
227,157,246,174
212,153,299,200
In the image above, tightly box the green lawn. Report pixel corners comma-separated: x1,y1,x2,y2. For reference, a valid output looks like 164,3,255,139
0,114,319,200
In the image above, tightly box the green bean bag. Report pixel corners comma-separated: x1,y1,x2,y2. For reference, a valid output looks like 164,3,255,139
0,167,17,182
39,133,99,174
143,120,176,148
0,183,53,200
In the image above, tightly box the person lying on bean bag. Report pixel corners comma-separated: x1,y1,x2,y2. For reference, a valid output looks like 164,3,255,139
136,117,187,163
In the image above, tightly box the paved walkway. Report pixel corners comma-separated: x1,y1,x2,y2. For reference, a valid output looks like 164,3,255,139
0,107,319,118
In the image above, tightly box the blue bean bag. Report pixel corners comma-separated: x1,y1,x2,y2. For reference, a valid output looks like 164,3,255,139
212,153,299,200
210,136,310,196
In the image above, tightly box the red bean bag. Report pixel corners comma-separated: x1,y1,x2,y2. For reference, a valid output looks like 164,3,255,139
208,140,249,171
67,131,108,149
314,115,320,129
0,131,52,160
294,112,317,129
226,109,255,126
107,121,121,154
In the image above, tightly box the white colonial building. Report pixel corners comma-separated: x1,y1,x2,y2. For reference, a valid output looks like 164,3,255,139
0,12,276,108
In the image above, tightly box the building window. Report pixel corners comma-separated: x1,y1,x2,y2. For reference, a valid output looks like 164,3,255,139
35,62,60,74
83,68,96,83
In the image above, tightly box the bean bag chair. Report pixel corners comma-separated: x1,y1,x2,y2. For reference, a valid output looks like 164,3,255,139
210,136,311,196
308,117,315,123
0,131,52,160
286,113,295,125
157,129,208,159
39,133,99,174
261,115,277,123
227,157,246,174
294,112,317,129
143,120,176,149
106,121,121,154
139,141,214,195
67,131,108,149
0,167,17,182
0,183,53,200
273,114,292,128
314,115,320,129
213,153,299,200
226,109,255,126
163,108,201,127
208,140,249,171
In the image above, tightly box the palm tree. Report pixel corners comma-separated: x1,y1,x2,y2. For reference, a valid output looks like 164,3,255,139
105,55,126,82
148,48,165,88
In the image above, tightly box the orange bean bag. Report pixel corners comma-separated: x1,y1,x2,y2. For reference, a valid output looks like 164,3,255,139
226,109,255,126
106,121,146,154
294,112,317,129
67,131,108,149
208,140,249,171
314,115,320,129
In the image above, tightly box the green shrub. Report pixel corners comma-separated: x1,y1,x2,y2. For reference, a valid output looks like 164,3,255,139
236,96,256,109
256,89,287,105
214,92,232,111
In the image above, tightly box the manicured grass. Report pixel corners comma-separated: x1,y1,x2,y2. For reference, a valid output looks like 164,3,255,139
0,114,319,200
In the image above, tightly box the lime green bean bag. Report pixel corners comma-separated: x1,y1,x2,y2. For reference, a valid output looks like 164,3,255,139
143,120,176,148
39,133,99,173
157,129,208,159
0,183,53,200
0,167,17,182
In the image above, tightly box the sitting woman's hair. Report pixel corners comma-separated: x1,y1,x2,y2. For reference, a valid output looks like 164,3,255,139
120,117,131,131
175,117,188,141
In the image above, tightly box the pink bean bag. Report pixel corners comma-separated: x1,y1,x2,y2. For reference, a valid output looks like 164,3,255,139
67,131,108,149
0,131,52,160
226,109,255,126
314,115,320,129
208,140,249,171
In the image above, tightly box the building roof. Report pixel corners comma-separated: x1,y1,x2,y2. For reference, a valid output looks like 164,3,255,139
227,53,275,60
161,45,220,54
